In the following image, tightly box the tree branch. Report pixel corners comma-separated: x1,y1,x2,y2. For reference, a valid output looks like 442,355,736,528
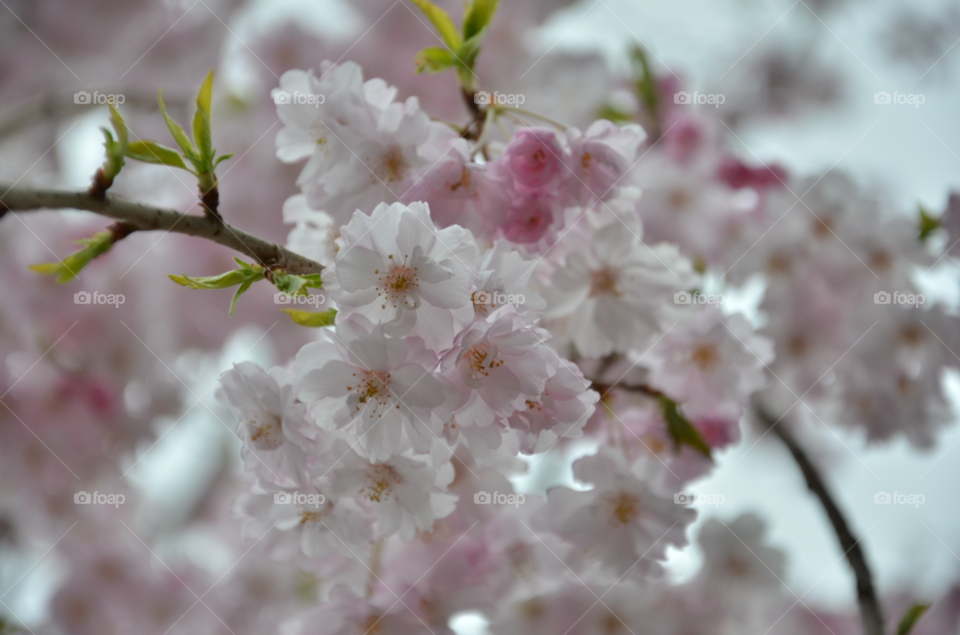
0,185,323,276
754,401,885,635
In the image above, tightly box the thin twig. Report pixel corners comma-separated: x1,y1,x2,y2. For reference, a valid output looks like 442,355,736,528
0,185,323,275
753,400,885,635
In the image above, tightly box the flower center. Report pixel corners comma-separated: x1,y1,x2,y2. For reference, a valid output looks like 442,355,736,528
668,187,691,212
359,464,402,503
690,343,720,371
248,412,282,449
448,166,472,193
375,262,420,310
590,267,620,297
372,145,410,184
299,509,323,524
605,492,640,526
346,371,393,418
463,342,503,378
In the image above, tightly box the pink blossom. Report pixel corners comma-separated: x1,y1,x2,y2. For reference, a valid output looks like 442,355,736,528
501,127,567,190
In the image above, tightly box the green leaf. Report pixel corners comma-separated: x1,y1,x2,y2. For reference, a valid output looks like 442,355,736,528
213,152,234,169
272,271,322,296
630,44,660,128
229,277,257,317
169,268,260,290
658,395,712,458
192,70,215,168
158,88,198,163
96,104,129,184
896,604,930,635
455,28,487,71
126,140,188,170
168,259,266,316
281,308,337,327
462,0,500,41
29,229,116,283
918,205,940,242
409,0,461,49
108,104,128,150
415,46,458,73
596,104,634,124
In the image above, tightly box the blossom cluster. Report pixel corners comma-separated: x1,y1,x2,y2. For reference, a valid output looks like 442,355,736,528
3,2,960,635
211,60,793,632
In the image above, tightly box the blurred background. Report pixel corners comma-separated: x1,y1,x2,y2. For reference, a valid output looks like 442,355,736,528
2,0,960,632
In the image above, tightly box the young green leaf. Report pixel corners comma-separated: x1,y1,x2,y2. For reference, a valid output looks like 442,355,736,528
595,104,634,124
93,104,129,191
630,45,660,130
272,271,323,296
918,205,940,242
158,88,198,163
212,153,234,169
896,604,930,635
229,278,258,317
192,70,215,168
408,0,462,49
169,268,262,290
28,229,116,283
169,259,266,316
415,46,458,73
125,140,188,170
107,104,128,151
456,28,487,72
658,395,712,458
462,0,500,41
281,308,337,327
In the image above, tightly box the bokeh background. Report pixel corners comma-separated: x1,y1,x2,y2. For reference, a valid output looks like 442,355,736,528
2,0,960,632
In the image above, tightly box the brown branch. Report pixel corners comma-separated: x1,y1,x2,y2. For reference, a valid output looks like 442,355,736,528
0,185,323,276
460,87,486,142
754,401,885,635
